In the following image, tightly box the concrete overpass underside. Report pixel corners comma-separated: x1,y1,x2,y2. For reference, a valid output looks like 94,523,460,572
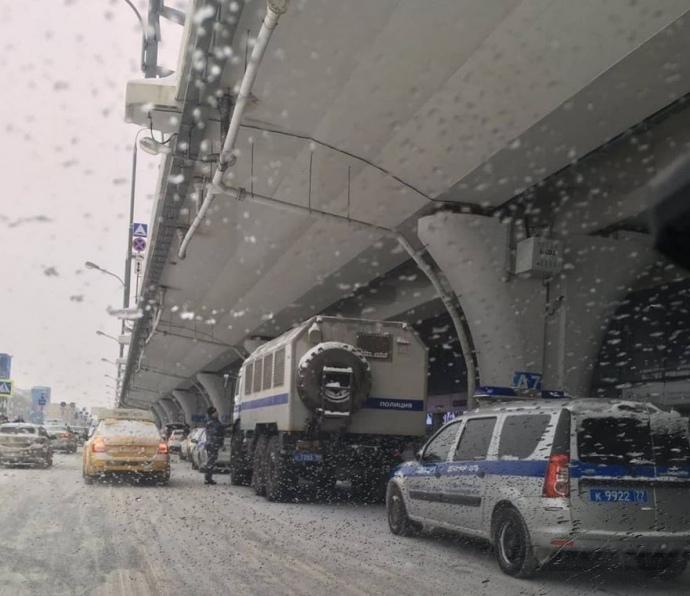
120,0,690,418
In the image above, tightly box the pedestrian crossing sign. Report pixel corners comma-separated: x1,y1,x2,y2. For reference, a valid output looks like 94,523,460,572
132,223,148,237
0,379,13,397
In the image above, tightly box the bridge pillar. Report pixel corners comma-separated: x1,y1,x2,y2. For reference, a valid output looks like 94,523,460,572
172,389,207,427
196,373,232,424
151,402,168,425
419,211,654,396
157,397,183,423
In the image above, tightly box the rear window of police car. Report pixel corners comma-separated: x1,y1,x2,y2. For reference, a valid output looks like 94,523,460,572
577,415,690,466
498,415,551,460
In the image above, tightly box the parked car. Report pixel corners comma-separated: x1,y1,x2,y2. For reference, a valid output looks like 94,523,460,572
0,423,53,468
82,414,170,484
180,428,203,461
193,428,231,474
44,423,78,453
70,425,90,442
161,423,188,441
386,398,690,579
167,429,186,454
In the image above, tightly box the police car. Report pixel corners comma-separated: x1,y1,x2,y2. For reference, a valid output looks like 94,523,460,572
386,398,690,578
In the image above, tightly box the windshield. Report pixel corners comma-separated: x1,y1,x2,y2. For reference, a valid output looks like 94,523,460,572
2,1,690,593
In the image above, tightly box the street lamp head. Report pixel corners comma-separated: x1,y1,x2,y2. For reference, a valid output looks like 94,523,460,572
139,136,172,156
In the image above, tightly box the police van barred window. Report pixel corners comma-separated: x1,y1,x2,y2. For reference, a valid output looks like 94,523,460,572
498,415,551,460
262,353,273,391
253,359,263,394
454,418,496,461
245,363,253,395
273,347,285,387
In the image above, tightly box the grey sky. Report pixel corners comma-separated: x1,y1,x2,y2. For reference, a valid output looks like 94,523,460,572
0,0,181,407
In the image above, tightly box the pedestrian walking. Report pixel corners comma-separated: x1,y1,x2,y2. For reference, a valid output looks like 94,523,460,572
204,406,224,485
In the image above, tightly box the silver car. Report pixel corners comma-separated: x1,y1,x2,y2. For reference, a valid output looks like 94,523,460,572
387,399,690,579
181,428,204,462
44,424,78,453
0,423,53,467
194,429,231,473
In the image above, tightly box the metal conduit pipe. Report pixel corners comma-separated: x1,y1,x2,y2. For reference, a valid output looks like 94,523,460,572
177,0,289,260
219,186,479,407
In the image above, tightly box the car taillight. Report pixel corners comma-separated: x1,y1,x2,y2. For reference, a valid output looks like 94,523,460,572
158,442,168,454
92,438,107,453
543,453,570,498
60,432,70,438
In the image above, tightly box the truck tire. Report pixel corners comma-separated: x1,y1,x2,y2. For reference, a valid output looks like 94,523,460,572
352,472,387,504
296,342,371,413
251,434,268,496
265,435,293,502
230,429,251,486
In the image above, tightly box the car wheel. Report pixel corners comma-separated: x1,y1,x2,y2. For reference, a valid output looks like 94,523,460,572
387,483,420,537
637,553,688,580
265,435,293,502
43,457,53,468
251,435,268,496
493,507,539,578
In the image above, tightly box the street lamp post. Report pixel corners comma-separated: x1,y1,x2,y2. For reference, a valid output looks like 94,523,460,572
96,330,119,343
85,261,125,287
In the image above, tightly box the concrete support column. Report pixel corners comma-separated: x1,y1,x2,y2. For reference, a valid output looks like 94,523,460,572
419,212,654,396
196,372,232,424
151,402,168,425
542,233,655,396
158,397,183,423
419,212,545,390
172,389,207,426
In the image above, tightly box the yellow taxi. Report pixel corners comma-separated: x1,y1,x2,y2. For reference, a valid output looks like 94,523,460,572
82,409,170,484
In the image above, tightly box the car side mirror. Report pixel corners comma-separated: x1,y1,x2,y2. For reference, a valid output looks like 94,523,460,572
416,449,424,462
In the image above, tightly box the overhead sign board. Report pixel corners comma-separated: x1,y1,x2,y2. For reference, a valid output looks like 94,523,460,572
132,223,148,237
0,379,13,397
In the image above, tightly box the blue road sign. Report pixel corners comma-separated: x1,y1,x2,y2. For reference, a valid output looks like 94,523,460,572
38,396,47,406
512,371,543,391
0,380,13,397
132,223,148,237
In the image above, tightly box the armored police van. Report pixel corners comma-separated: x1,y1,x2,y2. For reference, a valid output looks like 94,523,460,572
229,316,428,502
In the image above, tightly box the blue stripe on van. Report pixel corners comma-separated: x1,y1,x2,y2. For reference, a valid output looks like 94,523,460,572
363,397,424,411
395,459,690,480
238,393,289,412
238,394,422,412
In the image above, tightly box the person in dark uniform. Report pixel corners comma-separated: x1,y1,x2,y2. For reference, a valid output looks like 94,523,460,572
204,406,225,485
